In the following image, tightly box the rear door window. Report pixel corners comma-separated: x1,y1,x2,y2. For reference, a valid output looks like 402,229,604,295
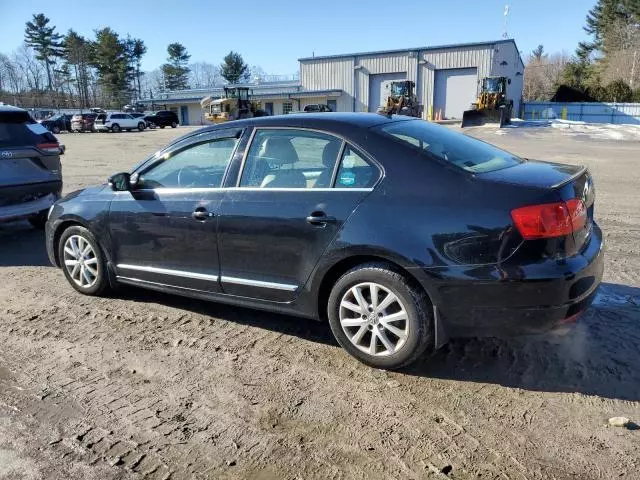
375,120,522,173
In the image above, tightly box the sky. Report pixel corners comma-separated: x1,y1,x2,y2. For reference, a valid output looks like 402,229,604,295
0,0,595,74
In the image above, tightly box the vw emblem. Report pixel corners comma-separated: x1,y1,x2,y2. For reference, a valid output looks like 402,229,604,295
1,151,12,159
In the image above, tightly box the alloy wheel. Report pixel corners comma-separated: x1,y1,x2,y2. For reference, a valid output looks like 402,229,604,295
63,235,99,288
339,282,409,356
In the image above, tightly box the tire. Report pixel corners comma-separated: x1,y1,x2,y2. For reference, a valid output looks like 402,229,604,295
28,210,48,230
159,125,165,129
126,129,131,132
58,225,109,296
137,122,145,131
327,263,433,370
170,121,177,128
52,125,61,134
111,123,121,133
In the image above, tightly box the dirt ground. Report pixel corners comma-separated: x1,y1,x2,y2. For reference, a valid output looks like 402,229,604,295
0,123,639,480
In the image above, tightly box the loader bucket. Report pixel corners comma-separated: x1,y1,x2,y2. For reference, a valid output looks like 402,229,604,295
461,107,511,128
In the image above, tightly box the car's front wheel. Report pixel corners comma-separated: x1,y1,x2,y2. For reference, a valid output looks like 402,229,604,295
171,121,177,128
327,263,433,370
58,226,109,296
137,122,145,131
52,125,61,134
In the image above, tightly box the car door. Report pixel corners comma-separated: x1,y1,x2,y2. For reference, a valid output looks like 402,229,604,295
124,114,136,129
109,128,242,292
216,127,381,302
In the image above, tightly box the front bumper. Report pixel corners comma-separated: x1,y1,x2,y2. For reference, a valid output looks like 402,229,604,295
432,223,605,337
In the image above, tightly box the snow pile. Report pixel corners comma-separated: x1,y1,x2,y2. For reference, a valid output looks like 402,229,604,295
550,119,640,140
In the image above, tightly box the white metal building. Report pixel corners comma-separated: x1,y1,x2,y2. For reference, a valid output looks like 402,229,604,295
299,39,524,120
140,39,524,124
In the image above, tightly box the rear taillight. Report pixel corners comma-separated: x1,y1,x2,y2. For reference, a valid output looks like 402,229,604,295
37,142,61,154
511,199,587,240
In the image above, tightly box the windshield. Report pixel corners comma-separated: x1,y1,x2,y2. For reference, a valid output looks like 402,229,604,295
375,120,522,173
49,114,63,120
484,78,502,93
391,83,407,96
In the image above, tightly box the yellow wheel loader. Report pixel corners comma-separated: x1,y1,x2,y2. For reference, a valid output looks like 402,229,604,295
377,80,423,117
461,76,513,128
201,87,268,124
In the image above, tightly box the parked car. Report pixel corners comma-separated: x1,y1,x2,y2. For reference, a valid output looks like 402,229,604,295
45,113,604,369
70,113,97,132
94,112,147,132
304,104,333,112
41,113,73,134
1,105,63,229
128,112,151,128
143,110,179,128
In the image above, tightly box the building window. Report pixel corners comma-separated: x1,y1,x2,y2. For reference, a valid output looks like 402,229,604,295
283,102,293,115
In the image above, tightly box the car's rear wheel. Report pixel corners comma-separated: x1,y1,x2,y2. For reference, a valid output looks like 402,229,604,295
52,125,61,134
171,121,177,128
28,210,48,229
327,263,433,370
137,122,145,131
111,124,121,133
58,226,109,296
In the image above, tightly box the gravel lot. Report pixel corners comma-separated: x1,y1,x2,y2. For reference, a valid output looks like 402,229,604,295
1,123,639,479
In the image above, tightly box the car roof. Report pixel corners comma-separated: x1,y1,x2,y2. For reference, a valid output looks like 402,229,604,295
0,105,27,113
167,113,413,149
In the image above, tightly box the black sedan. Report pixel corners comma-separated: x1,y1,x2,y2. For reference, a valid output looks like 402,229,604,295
45,113,604,369
41,113,73,134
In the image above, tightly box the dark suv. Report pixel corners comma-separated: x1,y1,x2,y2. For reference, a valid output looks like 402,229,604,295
144,110,179,128
41,113,73,134
0,105,63,228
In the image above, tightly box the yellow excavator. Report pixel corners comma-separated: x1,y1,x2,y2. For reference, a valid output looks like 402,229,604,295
201,86,268,123
461,76,513,128
377,80,423,117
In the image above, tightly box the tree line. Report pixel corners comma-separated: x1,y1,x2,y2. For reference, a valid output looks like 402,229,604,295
0,13,266,109
524,0,640,102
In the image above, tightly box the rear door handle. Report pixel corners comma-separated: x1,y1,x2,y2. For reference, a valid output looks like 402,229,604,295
192,208,214,221
306,212,336,226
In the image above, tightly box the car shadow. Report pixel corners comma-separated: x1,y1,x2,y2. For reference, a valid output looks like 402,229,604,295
0,221,51,267
405,282,640,402
120,281,640,402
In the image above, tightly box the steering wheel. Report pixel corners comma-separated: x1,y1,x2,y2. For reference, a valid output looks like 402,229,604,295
176,166,201,188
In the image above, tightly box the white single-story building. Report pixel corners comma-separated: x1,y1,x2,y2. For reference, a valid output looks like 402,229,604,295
140,39,524,125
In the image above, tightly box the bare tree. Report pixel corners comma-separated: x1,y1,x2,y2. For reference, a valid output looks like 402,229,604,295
189,61,221,88
524,50,572,100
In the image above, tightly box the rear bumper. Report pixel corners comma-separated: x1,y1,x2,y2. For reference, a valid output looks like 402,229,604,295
429,223,605,337
0,181,62,222
94,124,110,131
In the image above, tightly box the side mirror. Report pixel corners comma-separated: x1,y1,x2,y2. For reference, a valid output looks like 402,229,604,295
108,172,132,191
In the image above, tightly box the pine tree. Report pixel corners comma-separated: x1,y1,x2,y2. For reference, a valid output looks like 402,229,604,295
63,30,92,107
531,45,546,61
24,13,63,91
161,43,190,91
220,51,249,84
91,28,129,107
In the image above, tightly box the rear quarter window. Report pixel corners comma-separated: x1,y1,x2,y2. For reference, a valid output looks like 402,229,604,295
375,120,522,173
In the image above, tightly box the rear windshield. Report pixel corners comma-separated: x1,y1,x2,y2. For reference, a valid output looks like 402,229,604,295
374,120,522,173
0,110,53,148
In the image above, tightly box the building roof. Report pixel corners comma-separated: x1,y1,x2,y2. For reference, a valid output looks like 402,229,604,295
139,89,343,105
299,38,522,63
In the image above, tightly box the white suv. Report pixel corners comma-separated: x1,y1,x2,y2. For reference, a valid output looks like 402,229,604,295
94,112,146,132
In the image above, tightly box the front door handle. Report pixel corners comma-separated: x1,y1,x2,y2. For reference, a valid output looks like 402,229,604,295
192,208,214,221
306,211,336,226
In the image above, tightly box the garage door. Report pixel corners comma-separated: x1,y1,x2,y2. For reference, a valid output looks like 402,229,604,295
433,68,478,120
368,72,406,113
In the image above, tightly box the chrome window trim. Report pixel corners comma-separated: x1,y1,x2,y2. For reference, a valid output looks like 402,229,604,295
113,187,374,194
221,276,297,291
117,264,219,282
